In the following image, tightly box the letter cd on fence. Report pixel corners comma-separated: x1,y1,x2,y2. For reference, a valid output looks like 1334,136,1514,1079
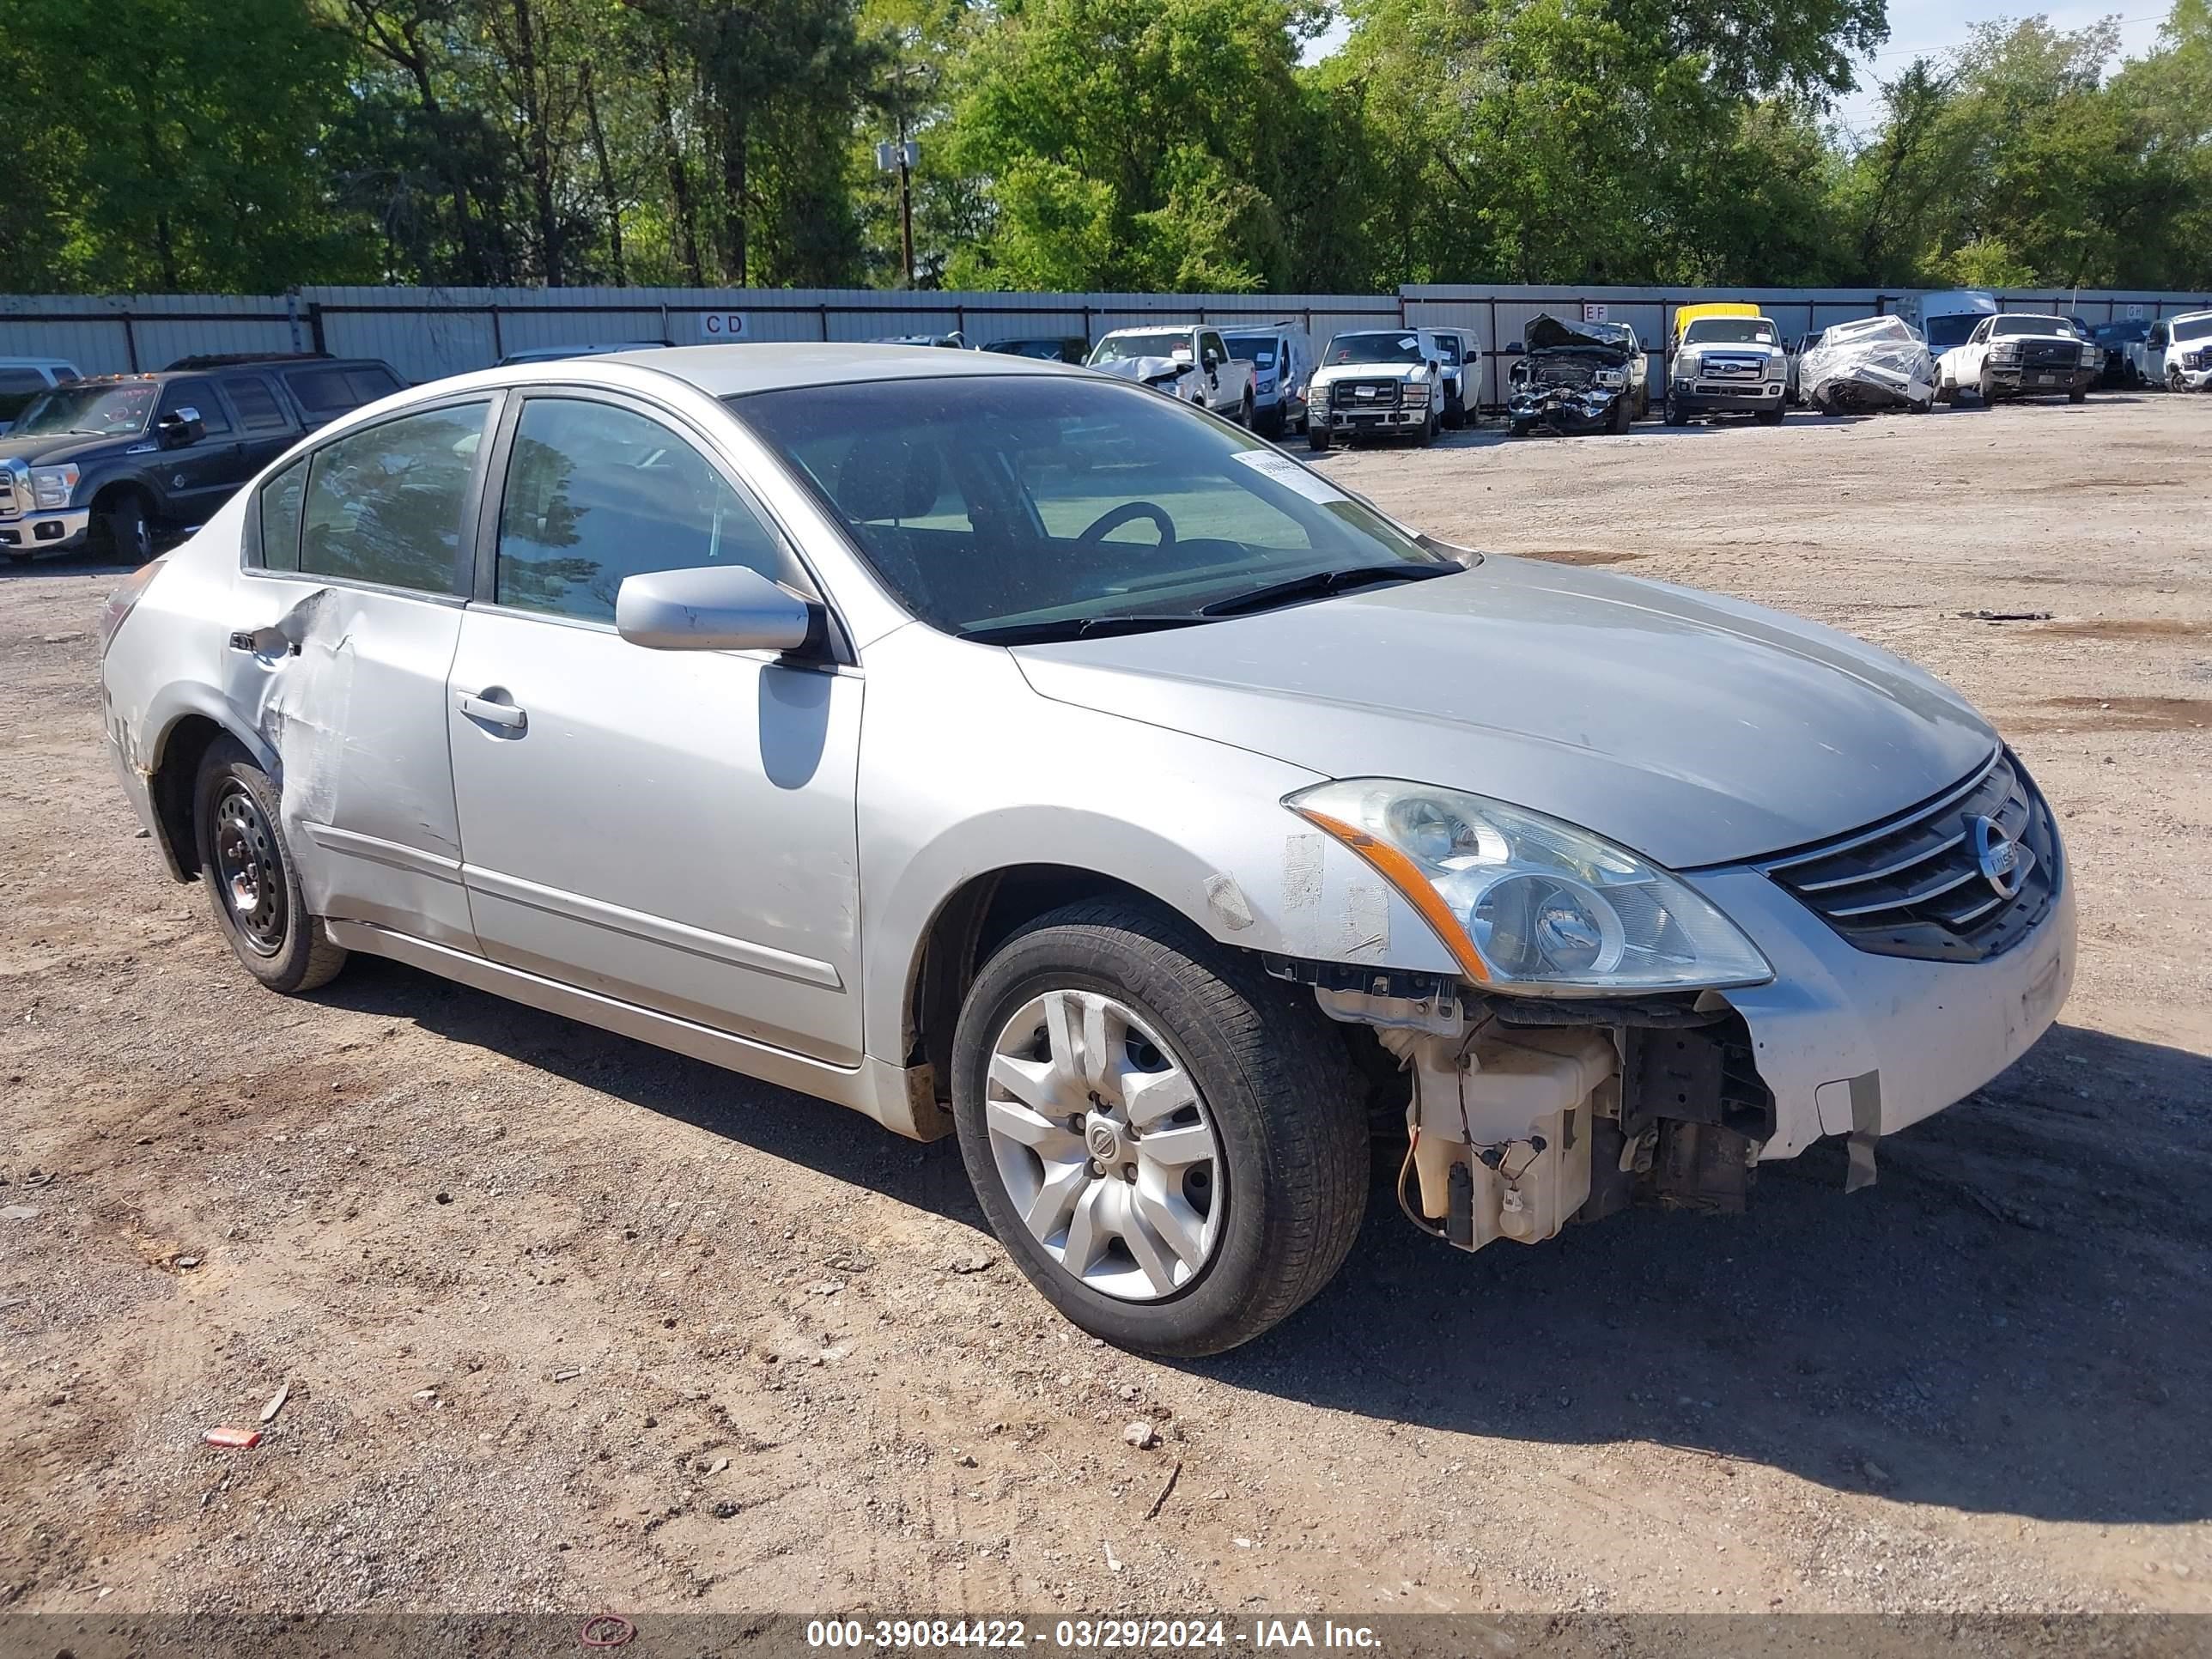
698,313,750,342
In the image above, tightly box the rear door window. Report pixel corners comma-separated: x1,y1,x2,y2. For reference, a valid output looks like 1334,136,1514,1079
299,401,490,594
220,374,291,432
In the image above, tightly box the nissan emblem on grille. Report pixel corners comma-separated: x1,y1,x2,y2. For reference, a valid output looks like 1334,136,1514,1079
1969,813,2033,899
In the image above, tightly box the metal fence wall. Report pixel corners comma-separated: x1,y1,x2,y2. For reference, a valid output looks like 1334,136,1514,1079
7,284,2209,403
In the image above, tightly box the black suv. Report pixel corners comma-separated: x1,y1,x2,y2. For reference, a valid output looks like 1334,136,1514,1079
0,355,404,564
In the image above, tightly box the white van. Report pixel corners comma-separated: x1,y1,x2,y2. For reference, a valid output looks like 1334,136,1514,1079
1912,291,1999,362
1220,325,1314,437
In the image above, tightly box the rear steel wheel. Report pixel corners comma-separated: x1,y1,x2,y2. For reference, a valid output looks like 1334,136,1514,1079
192,737,348,994
983,988,1224,1302
211,781,287,957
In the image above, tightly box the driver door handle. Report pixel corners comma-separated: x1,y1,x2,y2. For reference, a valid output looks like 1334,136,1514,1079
455,690,527,731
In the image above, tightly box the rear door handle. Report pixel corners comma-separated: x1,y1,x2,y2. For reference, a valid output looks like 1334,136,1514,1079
455,690,527,731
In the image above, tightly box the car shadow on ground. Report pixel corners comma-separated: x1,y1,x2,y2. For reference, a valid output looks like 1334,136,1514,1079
324,953,2210,1526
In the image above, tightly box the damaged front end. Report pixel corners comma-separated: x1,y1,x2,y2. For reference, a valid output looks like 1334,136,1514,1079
1280,963,1773,1249
1507,315,1635,435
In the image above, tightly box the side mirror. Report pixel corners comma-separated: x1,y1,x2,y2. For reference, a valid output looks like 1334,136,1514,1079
157,408,206,448
1504,342,1524,356
616,564,821,655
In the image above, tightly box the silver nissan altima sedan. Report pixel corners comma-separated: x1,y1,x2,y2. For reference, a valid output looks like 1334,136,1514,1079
96,344,2074,1355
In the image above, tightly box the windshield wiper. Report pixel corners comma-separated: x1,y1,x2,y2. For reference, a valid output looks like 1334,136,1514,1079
958,613,1218,646
1198,562,1457,618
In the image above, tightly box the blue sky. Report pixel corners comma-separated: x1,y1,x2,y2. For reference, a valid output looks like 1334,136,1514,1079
1301,3,2174,143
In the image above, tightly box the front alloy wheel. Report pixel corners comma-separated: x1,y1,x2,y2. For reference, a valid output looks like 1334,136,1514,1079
951,900,1367,1356
983,988,1224,1300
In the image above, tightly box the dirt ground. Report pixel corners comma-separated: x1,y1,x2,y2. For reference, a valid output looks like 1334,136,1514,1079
2,392,2209,1622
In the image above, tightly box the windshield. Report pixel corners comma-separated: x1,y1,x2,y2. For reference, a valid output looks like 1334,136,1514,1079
1327,332,1425,366
1091,332,1191,365
2171,314,2212,343
1683,319,1778,346
1224,337,1277,367
2094,321,2149,343
1923,313,1986,352
732,375,1450,639
1992,315,2069,338
11,383,157,438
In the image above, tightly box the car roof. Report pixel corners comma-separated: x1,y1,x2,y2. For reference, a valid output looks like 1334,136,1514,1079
587,342,1082,396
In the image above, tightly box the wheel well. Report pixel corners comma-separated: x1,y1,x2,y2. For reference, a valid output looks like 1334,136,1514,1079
907,866,1164,1092
88,480,157,531
149,714,226,878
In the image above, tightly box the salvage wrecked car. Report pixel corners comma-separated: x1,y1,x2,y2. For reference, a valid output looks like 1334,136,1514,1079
1505,314,1647,435
98,345,2075,1357
1798,315,1936,416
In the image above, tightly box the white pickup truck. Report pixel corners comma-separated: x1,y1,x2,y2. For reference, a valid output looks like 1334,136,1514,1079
1085,325,1256,424
1933,313,2100,405
2130,310,2212,392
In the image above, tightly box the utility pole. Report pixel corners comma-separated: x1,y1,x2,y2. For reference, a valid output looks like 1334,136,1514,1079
896,110,916,288
877,50,921,287
875,136,920,285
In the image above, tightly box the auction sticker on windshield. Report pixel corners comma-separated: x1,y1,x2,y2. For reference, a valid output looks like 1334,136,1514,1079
1230,447,1352,504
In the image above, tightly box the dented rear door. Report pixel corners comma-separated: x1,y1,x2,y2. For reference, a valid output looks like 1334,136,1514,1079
241,395,498,951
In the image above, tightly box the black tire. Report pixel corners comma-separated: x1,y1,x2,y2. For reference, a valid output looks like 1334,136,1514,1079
1443,392,1466,430
2068,386,2087,404
1756,404,1785,426
1978,372,1998,406
1306,422,1330,453
1508,419,1533,438
1609,393,1632,434
96,493,155,565
193,738,349,994
1238,392,1255,428
1663,394,1688,427
1257,401,1286,439
949,900,1367,1357
1415,405,1437,446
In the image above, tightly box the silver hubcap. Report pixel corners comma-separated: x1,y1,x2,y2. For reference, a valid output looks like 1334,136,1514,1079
983,989,1224,1302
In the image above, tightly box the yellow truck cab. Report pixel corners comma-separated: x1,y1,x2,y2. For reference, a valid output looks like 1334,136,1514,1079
1665,302,1788,426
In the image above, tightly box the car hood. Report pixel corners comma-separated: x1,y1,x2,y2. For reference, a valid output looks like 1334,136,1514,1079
1312,363,1423,383
0,432,140,468
1091,356,1188,385
1523,316,1631,360
1010,556,1996,869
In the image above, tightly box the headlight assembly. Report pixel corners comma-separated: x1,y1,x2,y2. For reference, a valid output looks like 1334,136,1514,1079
31,464,79,510
1285,779,1772,995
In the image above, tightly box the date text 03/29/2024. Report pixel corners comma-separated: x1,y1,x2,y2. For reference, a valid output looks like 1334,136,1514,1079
805,1619,1383,1651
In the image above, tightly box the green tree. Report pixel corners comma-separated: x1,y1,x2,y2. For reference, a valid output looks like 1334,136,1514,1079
942,0,1311,290
4,0,363,289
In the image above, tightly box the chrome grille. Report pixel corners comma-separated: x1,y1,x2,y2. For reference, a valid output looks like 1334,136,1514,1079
1755,750,2061,963
1331,380,1401,409
0,465,21,520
